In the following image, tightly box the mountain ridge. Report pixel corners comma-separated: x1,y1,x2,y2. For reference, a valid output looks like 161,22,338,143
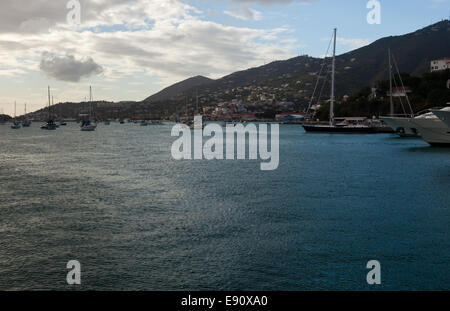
143,20,450,106
144,75,214,102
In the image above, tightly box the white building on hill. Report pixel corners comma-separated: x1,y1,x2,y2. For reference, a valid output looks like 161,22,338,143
430,58,450,72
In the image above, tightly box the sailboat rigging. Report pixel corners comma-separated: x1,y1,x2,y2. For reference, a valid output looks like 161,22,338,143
80,86,97,131
22,103,31,127
41,86,58,130
11,101,21,129
302,28,378,134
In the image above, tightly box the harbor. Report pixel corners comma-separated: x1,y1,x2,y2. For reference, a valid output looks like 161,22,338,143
0,123,449,290
1,0,449,295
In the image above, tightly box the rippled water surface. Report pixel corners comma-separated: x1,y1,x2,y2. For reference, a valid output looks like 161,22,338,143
0,122,449,290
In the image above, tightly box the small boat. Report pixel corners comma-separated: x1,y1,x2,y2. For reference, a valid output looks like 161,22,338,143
80,120,97,131
140,120,149,126
150,120,163,125
104,120,111,125
22,104,31,127
11,121,21,129
59,120,67,126
41,87,58,130
81,86,97,132
11,102,21,129
41,120,58,130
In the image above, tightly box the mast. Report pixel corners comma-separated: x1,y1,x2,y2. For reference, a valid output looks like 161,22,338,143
89,86,92,119
389,48,394,116
14,101,16,119
48,86,51,121
330,28,337,126
196,89,199,115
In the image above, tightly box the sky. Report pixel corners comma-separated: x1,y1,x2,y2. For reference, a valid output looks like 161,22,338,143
0,0,448,116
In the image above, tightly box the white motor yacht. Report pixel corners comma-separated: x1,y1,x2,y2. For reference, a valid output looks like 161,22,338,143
408,107,450,146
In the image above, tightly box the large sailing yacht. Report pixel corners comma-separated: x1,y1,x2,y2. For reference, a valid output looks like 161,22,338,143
379,49,418,137
302,29,376,134
80,86,97,131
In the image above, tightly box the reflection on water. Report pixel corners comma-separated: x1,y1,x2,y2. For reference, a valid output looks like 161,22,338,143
0,123,449,290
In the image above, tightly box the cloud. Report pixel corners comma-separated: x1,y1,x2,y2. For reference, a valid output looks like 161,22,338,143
39,52,103,82
0,0,296,82
0,0,297,111
229,0,315,5
224,6,262,20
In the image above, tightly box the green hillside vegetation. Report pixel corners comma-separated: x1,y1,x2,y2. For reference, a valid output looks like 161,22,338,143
0,114,12,122
315,69,450,120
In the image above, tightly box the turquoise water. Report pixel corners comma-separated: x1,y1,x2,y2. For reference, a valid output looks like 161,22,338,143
0,123,449,290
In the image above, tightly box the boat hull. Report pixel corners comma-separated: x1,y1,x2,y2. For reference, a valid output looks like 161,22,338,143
302,124,378,134
379,117,419,137
409,118,450,146
41,121,57,130
432,110,450,129
81,125,97,131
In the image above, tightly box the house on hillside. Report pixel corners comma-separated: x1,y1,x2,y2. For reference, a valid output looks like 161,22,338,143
430,58,450,72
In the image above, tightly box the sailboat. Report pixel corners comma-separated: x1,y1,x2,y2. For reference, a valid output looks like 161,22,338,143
303,29,377,134
11,102,21,129
41,86,58,130
80,86,97,131
380,49,418,137
22,103,31,127
57,101,67,126
188,90,204,130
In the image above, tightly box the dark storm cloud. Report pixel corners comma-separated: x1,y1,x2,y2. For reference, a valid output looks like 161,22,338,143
39,52,103,82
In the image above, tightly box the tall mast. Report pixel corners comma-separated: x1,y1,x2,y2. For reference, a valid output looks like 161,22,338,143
89,86,92,119
48,86,51,120
330,28,337,126
196,89,199,115
14,101,16,119
389,48,394,116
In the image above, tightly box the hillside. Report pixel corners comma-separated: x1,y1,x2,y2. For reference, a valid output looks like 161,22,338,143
26,20,450,120
144,75,214,102
315,69,450,120
144,20,450,110
0,114,12,122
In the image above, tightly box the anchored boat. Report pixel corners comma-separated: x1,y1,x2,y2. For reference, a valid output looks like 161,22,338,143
80,86,97,132
303,28,378,134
